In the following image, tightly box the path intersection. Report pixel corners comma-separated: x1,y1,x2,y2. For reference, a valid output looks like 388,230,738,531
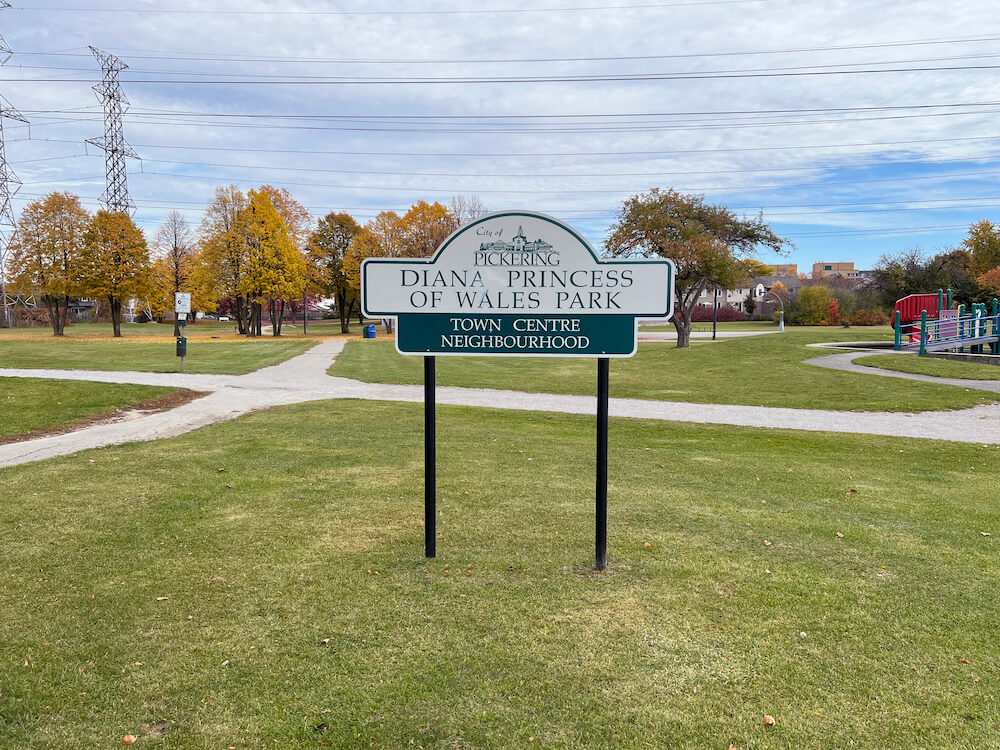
2,339,1000,468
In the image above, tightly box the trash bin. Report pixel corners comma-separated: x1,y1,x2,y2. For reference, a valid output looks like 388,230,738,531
176,336,187,356
364,324,376,339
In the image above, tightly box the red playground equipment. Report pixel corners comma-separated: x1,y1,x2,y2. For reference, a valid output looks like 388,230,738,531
893,288,1000,355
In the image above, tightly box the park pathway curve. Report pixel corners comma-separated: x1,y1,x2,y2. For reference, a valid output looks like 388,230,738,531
3,340,1000,468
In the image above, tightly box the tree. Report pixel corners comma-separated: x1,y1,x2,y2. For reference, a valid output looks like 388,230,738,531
308,212,360,333
343,202,456,324
795,286,835,325
6,192,89,336
449,194,489,227
152,211,197,336
963,220,1000,276
239,189,306,336
80,211,154,337
193,185,250,334
605,188,787,347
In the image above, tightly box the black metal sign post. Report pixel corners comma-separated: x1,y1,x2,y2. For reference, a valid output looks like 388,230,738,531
424,356,436,558
596,358,609,571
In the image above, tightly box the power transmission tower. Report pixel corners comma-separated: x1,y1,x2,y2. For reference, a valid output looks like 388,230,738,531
0,1,28,328
87,46,139,216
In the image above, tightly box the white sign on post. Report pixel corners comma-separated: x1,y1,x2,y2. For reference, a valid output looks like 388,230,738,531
362,211,674,357
174,292,191,315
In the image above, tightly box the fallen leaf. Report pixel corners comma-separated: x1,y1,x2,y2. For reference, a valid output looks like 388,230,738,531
643,542,652,549
961,658,970,664
155,597,168,602
321,638,330,646
122,735,137,745
221,660,229,667
225,484,233,489
763,714,776,727
763,540,772,547
981,532,992,537
836,532,844,538
217,468,226,473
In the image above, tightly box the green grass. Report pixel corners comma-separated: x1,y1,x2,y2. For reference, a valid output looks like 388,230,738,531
857,353,1000,381
329,330,999,412
0,400,997,748
0,338,315,375
0,378,182,440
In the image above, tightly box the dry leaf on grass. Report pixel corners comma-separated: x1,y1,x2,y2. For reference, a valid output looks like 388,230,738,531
763,715,776,727
122,735,137,745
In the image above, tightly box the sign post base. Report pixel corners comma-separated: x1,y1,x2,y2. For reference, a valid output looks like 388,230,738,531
425,356,436,558
596,358,609,571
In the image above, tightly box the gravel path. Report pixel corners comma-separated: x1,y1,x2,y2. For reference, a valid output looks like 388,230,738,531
808,350,1000,393
3,339,1000,468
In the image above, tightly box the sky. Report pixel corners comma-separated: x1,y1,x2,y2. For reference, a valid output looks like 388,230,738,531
4,0,1000,274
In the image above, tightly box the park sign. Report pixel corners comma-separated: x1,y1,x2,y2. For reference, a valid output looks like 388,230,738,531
361,211,674,357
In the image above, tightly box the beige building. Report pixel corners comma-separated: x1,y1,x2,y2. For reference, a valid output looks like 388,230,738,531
772,263,798,276
813,262,862,279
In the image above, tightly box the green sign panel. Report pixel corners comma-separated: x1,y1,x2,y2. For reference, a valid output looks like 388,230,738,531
397,313,637,356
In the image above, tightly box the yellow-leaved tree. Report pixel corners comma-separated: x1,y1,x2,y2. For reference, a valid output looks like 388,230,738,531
343,201,456,324
239,189,306,337
79,210,154,337
192,185,250,333
6,191,90,335
307,211,360,333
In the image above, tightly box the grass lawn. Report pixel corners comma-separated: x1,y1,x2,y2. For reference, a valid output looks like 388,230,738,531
0,338,315,375
0,400,997,748
329,330,999,412
857,353,1000,381
0,378,183,441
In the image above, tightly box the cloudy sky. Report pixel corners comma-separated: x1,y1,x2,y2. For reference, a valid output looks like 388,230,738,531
4,0,1000,273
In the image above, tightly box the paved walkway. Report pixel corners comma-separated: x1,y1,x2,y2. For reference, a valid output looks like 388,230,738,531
3,340,1000,468
808,350,1000,393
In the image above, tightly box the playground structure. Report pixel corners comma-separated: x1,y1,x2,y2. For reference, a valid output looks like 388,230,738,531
893,288,1000,356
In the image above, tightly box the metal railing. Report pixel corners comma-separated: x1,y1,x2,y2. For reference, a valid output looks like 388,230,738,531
895,301,1000,355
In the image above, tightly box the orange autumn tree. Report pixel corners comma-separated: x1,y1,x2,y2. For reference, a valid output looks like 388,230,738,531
6,191,90,335
80,210,154,337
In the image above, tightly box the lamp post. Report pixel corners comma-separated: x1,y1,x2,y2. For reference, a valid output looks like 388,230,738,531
712,286,719,340
765,290,785,332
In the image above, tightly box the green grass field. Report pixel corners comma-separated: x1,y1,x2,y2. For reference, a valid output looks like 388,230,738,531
858,353,1000,381
0,338,315,375
0,378,182,441
330,330,998,412
0,400,997,748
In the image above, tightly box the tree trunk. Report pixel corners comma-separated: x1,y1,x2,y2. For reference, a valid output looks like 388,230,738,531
45,297,63,336
672,314,691,348
338,289,350,333
110,295,122,338
274,300,284,336
61,296,71,335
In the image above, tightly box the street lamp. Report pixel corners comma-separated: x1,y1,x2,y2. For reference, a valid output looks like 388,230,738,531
765,290,785,332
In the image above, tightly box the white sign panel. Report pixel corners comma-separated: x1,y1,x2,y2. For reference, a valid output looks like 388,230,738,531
174,292,191,314
363,212,673,318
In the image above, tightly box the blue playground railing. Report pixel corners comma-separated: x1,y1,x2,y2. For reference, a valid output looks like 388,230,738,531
895,300,1000,355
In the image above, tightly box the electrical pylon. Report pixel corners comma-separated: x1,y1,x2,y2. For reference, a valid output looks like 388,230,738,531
87,46,139,216
0,1,27,327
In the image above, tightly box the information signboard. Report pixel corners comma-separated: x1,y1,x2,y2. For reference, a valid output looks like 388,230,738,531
362,211,674,357
174,292,191,315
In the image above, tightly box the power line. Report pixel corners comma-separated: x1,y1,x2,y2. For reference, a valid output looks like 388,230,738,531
21,33,1000,65
16,1,763,16
9,63,1000,85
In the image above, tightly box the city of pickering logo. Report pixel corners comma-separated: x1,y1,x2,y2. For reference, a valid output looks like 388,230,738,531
474,224,559,267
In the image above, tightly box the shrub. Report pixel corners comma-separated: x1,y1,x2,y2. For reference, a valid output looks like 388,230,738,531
690,305,747,322
849,309,890,326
